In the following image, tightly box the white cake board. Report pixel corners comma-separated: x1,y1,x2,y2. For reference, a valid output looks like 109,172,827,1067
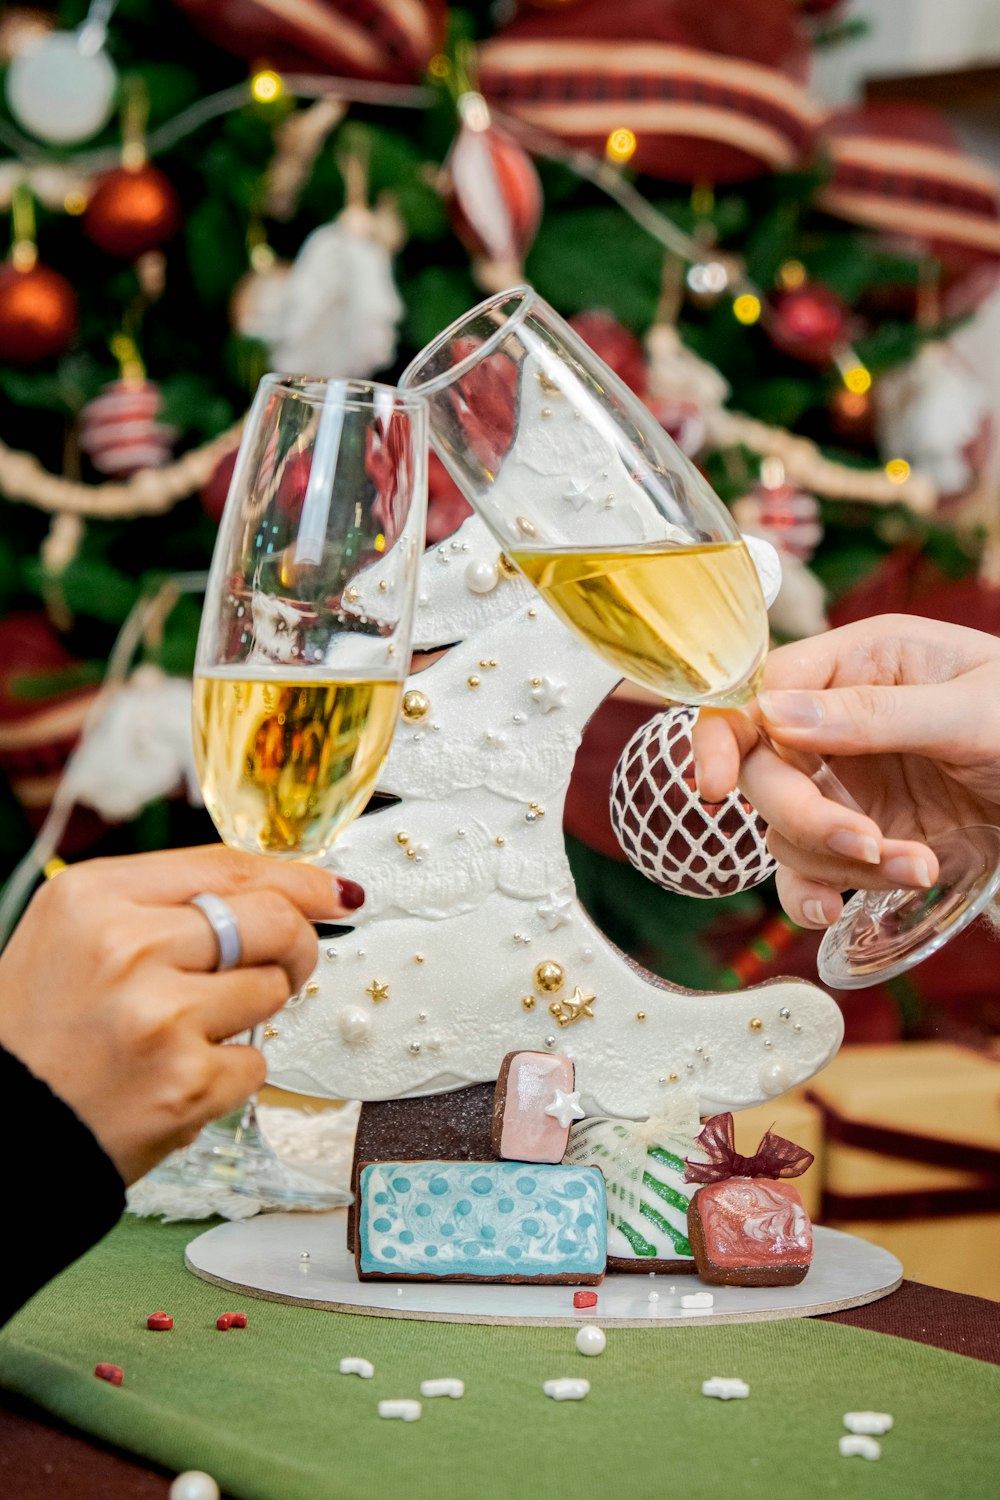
184,1210,902,1327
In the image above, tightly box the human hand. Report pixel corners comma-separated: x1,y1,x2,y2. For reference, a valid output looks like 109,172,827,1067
0,846,363,1184
692,614,1000,930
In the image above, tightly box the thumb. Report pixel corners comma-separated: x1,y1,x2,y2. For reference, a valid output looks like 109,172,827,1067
758,679,988,762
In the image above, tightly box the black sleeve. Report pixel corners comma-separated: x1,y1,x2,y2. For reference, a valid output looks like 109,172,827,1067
0,1044,126,1327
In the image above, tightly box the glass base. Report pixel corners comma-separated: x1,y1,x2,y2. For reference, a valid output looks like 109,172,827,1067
150,1108,352,1211
817,824,1000,990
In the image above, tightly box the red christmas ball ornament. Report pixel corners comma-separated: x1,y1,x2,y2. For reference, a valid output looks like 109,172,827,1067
78,379,177,477
200,448,237,525
445,94,543,291
480,0,817,183
568,310,648,395
0,612,99,834
816,103,1000,318
610,705,776,898
766,282,849,365
426,450,473,545
171,0,446,82
83,163,181,259
0,259,78,364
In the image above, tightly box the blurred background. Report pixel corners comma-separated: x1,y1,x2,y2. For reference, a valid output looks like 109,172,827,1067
1,0,999,1291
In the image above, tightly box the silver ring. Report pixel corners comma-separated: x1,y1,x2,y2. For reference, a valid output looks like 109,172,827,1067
189,891,242,972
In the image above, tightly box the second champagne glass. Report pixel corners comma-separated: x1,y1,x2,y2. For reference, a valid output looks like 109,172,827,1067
179,375,426,1206
399,288,1000,991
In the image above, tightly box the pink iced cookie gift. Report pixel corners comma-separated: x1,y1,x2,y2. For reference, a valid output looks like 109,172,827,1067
491,1051,581,1164
684,1112,815,1287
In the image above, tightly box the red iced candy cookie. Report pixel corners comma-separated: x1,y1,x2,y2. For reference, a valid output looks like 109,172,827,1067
573,1291,598,1309
146,1311,173,1331
225,1312,248,1328
216,1314,233,1331
94,1362,124,1385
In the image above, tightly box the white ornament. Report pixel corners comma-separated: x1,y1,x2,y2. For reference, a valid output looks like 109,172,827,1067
839,1436,881,1461
681,1292,714,1310
79,380,176,477
251,206,403,379
465,559,499,593
266,364,842,1120
544,1088,586,1129
544,1378,590,1401
877,341,991,499
339,1357,374,1378
169,1473,221,1500
759,1061,790,1096
575,1325,606,1356
64,667,200,822
702,1377,750,1400
338,1008,371,1044
844,1412,893,1436
611,706,776,898
6,31,117,145
531,676,567,713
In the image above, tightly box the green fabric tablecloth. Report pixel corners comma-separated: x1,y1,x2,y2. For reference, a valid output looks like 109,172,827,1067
1,1215,997,1500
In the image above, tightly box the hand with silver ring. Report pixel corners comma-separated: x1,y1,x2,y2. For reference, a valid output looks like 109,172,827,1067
0,845,364,1184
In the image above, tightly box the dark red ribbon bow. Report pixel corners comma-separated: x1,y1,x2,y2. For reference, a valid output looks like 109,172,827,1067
683,1112,814,1184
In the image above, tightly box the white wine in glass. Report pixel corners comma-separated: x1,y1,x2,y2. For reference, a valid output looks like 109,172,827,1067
173,375,426,1206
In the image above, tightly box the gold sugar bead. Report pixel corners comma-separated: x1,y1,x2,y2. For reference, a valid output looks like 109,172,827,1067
749,1017,763,1032
395,831,410,846
636,1011,646,1022
467,674,481,689
401,690,430,722
534,960,565,994
414,953,425,964
521,995,536,1011
304,980,319,997
668,1072,679,1083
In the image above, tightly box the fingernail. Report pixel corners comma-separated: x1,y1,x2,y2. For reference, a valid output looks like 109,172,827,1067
828,829,881,865
759,690,824,729
883,856,932,889
803,899,831,927
336,877,365,910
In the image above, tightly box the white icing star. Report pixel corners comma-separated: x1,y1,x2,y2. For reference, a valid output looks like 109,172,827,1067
537,894,574,931
561,478,594,510
531,676,567,713
544,1088,585,1128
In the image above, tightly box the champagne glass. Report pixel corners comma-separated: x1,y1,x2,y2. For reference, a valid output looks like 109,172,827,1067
176,376,426,1205
399,288,1000,991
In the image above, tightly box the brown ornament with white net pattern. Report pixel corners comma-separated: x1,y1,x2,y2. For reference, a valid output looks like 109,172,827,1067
610,706,776,898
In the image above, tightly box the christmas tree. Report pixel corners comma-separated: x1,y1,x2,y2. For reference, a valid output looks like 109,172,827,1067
1,0,997,1034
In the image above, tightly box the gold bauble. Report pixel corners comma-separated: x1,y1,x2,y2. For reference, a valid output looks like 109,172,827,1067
534,960,565,994
400,689,430,722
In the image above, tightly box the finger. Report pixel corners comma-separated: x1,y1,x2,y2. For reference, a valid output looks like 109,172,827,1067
767,827,939,893
737,733,888,864
159,891,319,993
758,673,999,765
775,867,844,928
79,846,364,921
195,1042,268,1125
184,966,294,1043
691,708,757,801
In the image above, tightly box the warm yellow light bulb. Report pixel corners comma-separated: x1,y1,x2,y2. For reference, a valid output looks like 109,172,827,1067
428,53,451,78
843,365,872,395
733,293,762,325
606,128,637,165
374,533,386,553
251,70,283,104
778,259,807,291
64,191,88,216
885,458,911,484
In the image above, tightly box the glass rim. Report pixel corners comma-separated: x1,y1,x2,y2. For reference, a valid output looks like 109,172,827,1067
398,285,538,396
259,372,427,415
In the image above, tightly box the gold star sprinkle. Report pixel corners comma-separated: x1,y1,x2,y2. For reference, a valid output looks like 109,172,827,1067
548,986,596,1027
366,979,390,1004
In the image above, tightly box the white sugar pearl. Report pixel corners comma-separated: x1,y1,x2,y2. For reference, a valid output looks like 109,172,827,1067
170,1473,221,1500
759,1060,790,1096
464,559,498,594
575,1324,606,1356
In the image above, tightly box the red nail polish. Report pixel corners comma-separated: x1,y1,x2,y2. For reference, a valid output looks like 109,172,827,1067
146,1311,173,1331
216,1314,233,1331
337,878,365,911
94,1363,124,1385
573,1291,598,1309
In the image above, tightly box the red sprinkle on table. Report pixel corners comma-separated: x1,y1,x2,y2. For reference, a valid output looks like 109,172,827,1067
94,1363,124,1385
573,1291,598,1309
216,1314,233,1331
225,1312,248,1328
146,1311,173,1331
